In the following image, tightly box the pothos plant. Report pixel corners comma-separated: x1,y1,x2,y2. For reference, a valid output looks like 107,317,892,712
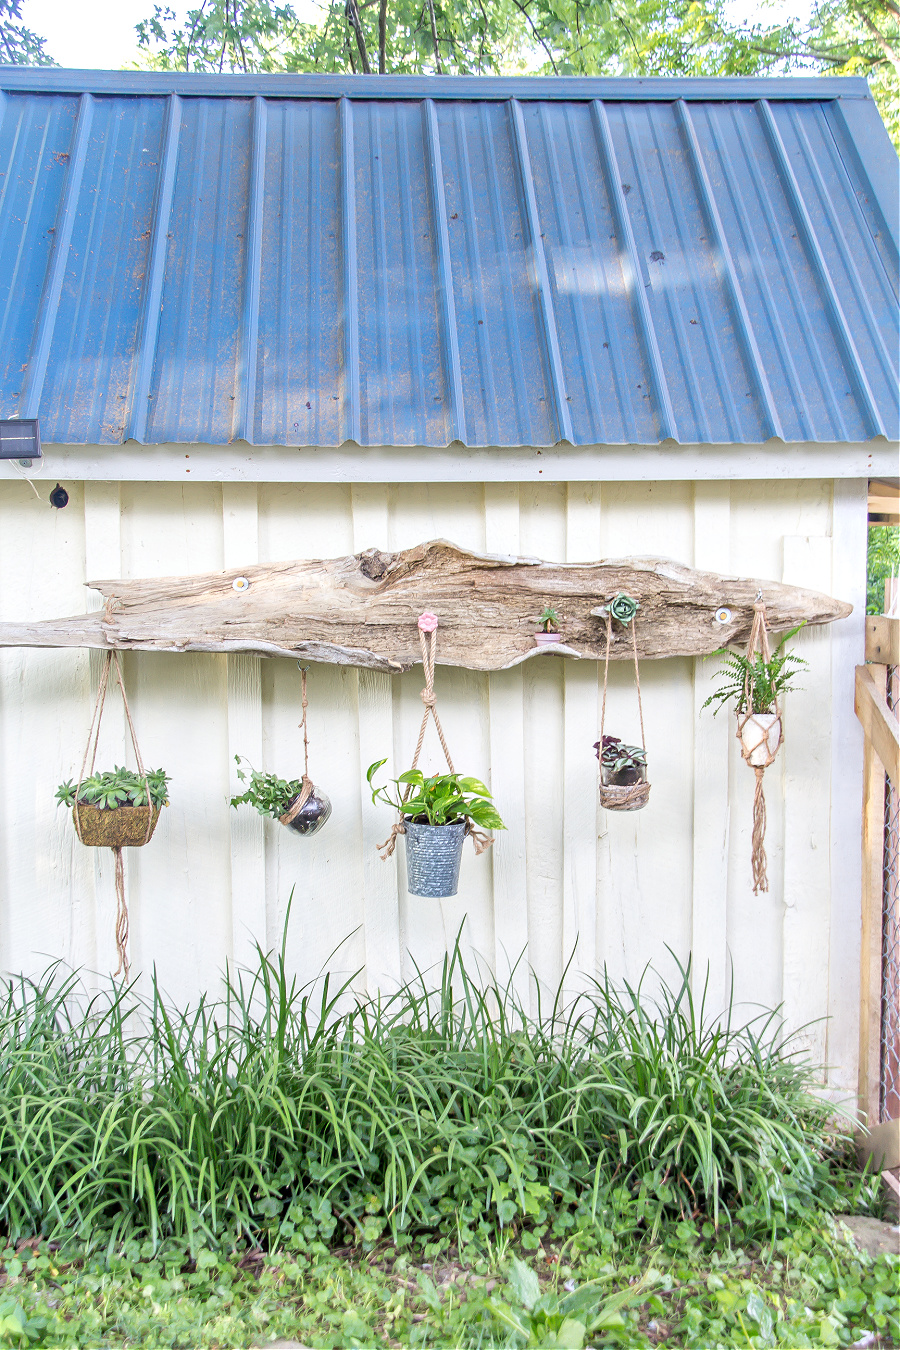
55,767,170,811
702,624,807,716
229,756,303,818
366,762,505,831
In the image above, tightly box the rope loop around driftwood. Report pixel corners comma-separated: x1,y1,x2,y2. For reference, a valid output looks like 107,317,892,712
74,648,154,980
598,602,650,812
734,599,784,894
378,614,493,861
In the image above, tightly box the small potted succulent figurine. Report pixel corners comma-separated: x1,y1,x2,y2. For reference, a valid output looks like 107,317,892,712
702,624,807,765
534,605,562,646
56,766,170,847
230,756,331,836
367,762,504,897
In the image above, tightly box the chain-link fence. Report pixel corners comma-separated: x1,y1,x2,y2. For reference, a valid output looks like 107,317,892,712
881,663,900,1124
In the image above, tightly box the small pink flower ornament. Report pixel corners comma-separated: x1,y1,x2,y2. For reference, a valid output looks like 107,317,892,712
417,612,439,633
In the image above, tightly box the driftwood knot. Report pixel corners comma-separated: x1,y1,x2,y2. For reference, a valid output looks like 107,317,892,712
358,549,392,581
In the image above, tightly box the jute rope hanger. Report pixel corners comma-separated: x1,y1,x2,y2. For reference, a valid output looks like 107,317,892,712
598,600,650,811
378,613,493,860
737,599,783,895
75,648,153,980
278,665,316,827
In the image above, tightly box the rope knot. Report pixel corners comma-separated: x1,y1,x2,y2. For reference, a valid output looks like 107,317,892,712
420,689,436,707
378,819,407,859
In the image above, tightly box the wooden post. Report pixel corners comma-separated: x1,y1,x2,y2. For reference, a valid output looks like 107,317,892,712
859,665,887,1128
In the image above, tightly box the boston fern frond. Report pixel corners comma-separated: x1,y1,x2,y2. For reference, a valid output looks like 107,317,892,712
702,624,807,716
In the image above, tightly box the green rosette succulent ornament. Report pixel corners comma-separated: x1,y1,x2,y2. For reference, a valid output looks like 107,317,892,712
609,592,640,625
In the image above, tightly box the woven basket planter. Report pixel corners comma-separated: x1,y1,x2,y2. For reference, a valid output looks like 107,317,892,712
598,764,650,812
72,803,161,848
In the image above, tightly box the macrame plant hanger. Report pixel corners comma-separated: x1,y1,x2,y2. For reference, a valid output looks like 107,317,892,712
597,599,651,812
737,599,783,895
74,649,156,981
378,613,493,860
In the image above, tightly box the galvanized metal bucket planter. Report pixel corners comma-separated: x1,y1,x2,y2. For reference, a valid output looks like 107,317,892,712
73,802,161,848
404,819,467,898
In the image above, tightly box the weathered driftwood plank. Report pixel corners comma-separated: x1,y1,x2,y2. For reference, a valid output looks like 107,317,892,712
0,540,851,672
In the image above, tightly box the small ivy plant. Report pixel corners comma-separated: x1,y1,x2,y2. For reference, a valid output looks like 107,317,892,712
367,762,505,831
594,736,646,777
702,624,807,717
229,756,304,819
538,605,559,633
55,767,170,811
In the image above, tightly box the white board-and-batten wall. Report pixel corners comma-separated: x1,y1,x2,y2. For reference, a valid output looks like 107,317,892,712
0,467,868,1093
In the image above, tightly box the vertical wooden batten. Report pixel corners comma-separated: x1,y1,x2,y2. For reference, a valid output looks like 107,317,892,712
690,482,731,1018
781,533,834,1066
351,485,401,992
563,483,602,984
484,483,530,1005
223,483,265,969
83,483,126,978
829,479,868,1093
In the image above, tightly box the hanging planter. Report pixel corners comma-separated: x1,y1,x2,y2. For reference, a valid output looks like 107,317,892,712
369,613,504,899
55,650,169,979
703,601,807,893
231,666,331,837
534,604,562,646
594,593,651,812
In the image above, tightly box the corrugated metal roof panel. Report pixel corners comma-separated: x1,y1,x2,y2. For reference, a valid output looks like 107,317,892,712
0,72,896,447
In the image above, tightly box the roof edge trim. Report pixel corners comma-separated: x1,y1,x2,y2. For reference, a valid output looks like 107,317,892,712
0,67,876,102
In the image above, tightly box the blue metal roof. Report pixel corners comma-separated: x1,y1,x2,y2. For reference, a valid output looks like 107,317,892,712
0,70,896,447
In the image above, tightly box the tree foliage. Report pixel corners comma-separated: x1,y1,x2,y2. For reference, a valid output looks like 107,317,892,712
134,0,899,147
0,0,56,65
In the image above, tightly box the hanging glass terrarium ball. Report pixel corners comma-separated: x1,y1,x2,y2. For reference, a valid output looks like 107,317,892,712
282,785,332,836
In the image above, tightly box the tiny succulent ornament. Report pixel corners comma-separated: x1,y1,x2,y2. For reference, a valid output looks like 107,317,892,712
595,592,641,626
534,604,562,645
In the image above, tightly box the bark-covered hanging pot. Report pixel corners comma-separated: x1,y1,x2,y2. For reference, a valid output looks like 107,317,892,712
73,802,161,848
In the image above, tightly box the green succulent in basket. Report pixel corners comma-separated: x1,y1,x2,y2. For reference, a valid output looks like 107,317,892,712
367,761,505,831
56,767,170,810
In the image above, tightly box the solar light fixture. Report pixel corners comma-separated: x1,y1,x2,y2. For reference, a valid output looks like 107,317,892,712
0,419,42,467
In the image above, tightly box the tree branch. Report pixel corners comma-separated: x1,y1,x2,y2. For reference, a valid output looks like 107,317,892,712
424,0,443,72
378,0,387,71
506,0,559,72
345,0,372,71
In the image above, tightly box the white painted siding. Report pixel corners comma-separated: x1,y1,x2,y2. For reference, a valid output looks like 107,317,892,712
0,476,867,1090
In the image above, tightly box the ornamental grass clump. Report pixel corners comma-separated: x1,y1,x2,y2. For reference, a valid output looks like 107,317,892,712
0,935,848,1254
